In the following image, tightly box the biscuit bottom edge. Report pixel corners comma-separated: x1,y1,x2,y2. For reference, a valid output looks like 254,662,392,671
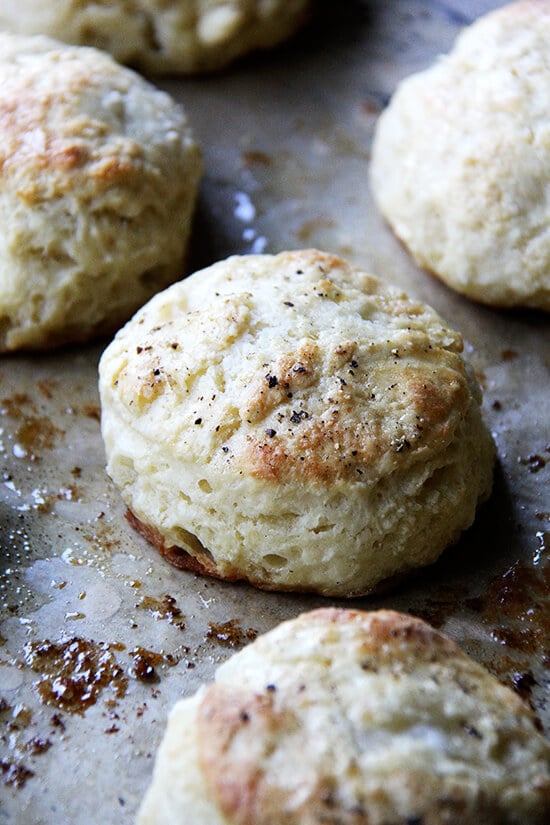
124,508,454,600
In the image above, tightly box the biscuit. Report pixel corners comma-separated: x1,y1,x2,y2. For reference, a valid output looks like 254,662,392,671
99,249,494,597
0,33,202,352
370,1,550,311
137,608,550,825
0,1,311,75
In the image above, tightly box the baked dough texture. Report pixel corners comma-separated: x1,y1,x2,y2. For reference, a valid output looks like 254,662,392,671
370,0,550,311
0,1,311,75
0,33,202,351
99,249,494,597
137,608,550,825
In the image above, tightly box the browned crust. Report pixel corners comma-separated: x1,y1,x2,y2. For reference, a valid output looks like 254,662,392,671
235,248,471,483
198,688,301,825
125,509,224,579
0,69,145,192
243,338,321,426
126,509,331,591
197,682,374,825
242,364,469,485
124,510,431,598
303,606,461,658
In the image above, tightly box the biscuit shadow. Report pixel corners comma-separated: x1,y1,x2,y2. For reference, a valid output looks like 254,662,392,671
186,187,243,274
381,458,524,611
348,457,523,619
236,0,376,72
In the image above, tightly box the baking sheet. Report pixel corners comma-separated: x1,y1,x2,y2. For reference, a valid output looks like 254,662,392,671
1,2,549,823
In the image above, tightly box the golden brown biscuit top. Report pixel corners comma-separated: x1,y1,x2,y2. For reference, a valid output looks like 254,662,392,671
105,250,474,486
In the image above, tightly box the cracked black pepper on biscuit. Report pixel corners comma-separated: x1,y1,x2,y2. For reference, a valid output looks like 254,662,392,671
98,249,494,597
